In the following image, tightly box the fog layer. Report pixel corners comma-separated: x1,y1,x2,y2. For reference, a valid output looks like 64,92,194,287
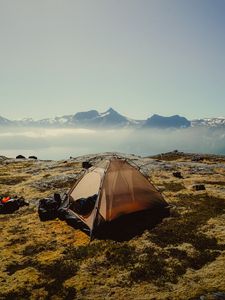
0,127,224,159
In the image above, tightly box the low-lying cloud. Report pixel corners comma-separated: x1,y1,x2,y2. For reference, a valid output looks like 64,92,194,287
0,127,224,159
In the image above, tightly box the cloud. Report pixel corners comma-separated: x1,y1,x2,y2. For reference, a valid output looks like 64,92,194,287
0,128,95,138
0,127,224,159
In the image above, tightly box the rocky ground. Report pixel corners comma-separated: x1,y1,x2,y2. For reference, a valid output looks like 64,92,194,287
0,152,225,300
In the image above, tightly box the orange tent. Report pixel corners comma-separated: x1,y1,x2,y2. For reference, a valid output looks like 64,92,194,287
65,158,168,239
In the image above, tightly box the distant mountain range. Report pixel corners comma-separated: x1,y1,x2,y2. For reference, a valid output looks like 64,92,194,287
0,108,225,129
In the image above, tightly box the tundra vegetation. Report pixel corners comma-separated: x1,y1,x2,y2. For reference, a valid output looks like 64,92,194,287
0,152,225,299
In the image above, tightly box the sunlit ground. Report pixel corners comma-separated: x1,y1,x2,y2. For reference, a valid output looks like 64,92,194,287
0,152,225,299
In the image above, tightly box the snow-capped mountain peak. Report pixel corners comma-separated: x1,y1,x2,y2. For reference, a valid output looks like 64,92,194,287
1,109,225,129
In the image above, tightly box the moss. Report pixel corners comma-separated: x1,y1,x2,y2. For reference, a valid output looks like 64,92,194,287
0,176,29,185
2,289,31,300
129,245,186,285
130,255,165,282
22,241,57,256
40,258,79,282
105,243,135,266
0,267,42,300
1,155,225,299
168,248,188,260
45,280,77,299
163,181,185,192
151,194,225,248
37,257,78,298
7,226,27,235
129,193,225,285
63,242,102,260
187,250,220,270
7,236,27,246
202,181,225,186
5,259,35,275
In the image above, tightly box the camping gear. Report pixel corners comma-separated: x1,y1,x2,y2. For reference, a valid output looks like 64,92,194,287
38,193,62,221
69,194,97,215
1,197,11,203
0,196,29,214
61,158,169,240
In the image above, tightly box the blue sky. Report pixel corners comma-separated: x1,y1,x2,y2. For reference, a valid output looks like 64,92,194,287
0,0,225,120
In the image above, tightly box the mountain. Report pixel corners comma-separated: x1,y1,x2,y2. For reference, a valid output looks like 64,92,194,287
71,108,140,128
0,116,12,126
191,117,225,128
0,108,140,128
143,114,191,128
72,110,99,122
1,109,225,129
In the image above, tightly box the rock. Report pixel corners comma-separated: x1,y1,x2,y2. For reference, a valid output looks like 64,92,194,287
192,155,204,162
173,171,183,179
193,184,206,191
31,173,79,192
0,156,8,161
198,291,225,300
28,156,37,160
16,155,26,159
82,161,92,169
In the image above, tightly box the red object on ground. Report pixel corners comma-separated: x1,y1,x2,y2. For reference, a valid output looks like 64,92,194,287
1,197,11,203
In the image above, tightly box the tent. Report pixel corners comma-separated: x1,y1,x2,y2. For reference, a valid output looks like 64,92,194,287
60,158,168,240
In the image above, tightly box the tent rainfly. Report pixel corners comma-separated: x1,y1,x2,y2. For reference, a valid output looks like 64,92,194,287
61,158,169,240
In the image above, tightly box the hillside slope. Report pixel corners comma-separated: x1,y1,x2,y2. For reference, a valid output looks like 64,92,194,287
0,152,225,299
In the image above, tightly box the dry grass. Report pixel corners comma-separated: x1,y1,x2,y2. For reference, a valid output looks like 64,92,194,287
0,155,225,299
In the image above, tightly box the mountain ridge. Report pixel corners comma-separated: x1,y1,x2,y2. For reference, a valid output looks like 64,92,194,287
0,108,225,129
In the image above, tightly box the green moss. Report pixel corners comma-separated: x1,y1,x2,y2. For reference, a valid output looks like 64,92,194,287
0,176,29,185
129,194,225,285
40,258,79,281
105,243,135,266
203,181,225,186
130,254,165,282
151,194,225,248
37,257,78,298
63,242,102,260
6,259,35,276
163,181,185,192
7,236,27,246
2,289,31,300
23,241,57,256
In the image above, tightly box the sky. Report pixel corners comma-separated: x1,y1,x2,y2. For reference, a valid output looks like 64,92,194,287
0,0,225,120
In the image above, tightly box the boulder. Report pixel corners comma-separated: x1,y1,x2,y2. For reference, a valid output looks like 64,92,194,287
198,291,225,300
28,156,37,160
193,184,206,191
82,161,92,169
192,155,204,162
173,171,183,179
16,155,26,159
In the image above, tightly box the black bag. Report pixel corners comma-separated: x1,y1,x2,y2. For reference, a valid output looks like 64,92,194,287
38,193,61,221
69,194,97,216
0,198,29,214
58,207,83,228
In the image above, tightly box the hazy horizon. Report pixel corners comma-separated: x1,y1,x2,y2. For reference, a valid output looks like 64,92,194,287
0,126,224,160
